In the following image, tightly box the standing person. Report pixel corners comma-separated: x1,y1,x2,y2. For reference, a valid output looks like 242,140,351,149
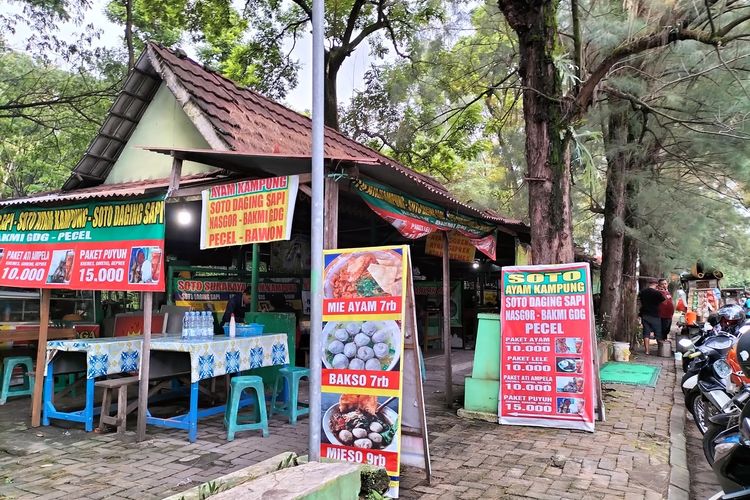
639,279,667,355
658,278,675,340
221,286,252,326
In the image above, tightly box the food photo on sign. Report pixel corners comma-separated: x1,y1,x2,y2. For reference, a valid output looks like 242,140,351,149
324,250,403,299
47,250,74,284
555,337,584,354
321,393,400,456
128,246,163,284
323,320,401,372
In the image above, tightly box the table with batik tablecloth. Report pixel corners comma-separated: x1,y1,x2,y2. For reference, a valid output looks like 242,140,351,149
43,337,143,431
146,334,289,442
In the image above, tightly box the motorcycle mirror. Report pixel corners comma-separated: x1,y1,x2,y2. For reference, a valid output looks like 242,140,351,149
677,338,693,353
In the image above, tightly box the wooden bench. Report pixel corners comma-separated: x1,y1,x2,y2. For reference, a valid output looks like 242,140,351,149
96,376,139,433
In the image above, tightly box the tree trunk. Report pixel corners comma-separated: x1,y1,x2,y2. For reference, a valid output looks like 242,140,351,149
125,0,135,70
499,0,574,264
622,180,640,345
324,63,339,130
598,107,630,341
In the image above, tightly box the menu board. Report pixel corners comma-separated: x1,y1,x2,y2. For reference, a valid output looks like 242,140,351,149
499,263,596,432
200,176,298,249
424,231,476,263
321,245,407,497
173,277,303,314
0,197,165,291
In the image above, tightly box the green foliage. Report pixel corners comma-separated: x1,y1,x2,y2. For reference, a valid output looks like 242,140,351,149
341,1,527,219
0,47,116,198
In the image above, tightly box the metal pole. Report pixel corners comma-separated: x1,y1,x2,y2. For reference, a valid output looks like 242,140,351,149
442,232,453,407
309,0,325,462
137,292,153,441
251,243,260,313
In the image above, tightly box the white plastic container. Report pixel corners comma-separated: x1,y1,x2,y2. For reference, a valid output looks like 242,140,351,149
613,341,630,362
229,314,236,338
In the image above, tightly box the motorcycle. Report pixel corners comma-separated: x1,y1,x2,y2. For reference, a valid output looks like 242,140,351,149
704,401,750,498
704,386,750,465
681,333,735,422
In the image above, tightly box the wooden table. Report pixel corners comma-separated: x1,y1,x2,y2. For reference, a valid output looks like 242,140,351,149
2,329,77,343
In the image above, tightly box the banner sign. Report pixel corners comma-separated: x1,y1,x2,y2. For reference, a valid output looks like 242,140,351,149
425,231,476,263
499,263,596,432
321,245,408,496
200,176,299,249
173,277,302,314
352,179,496,260
0,197,165,291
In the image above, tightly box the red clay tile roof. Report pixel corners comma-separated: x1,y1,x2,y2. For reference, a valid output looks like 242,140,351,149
146,44,525,228
60,42,526,230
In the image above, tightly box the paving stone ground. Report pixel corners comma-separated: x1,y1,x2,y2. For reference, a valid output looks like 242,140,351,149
0,349,679,500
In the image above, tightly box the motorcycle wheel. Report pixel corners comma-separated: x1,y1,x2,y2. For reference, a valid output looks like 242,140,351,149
693,395,710,434
685,388,700,417
703,423,724,465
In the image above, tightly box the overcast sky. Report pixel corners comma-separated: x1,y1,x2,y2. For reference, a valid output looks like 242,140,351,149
2,0,371,113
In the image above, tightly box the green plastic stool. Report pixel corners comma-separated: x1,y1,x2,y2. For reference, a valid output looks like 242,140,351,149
270,366,310,425
224,375,269,441
1,356,34,405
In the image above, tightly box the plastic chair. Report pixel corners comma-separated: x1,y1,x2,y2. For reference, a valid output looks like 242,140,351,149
1,356,34,404
270,366,310,425
224,375,269,441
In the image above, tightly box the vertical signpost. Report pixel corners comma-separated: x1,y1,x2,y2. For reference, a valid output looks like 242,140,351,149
499,263,598,432
319,245,429,497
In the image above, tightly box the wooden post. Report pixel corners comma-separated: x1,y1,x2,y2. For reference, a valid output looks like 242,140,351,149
31,288,51,427
323,177,338,249
137,292,153,441
442,232,453,407
251,244,260,313
167,157,183,197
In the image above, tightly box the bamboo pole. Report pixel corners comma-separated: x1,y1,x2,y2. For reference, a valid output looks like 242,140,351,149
31,288,51,427
136,292,153,441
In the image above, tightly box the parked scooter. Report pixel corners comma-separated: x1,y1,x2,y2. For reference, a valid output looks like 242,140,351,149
704,331,750,498
680,333,735,419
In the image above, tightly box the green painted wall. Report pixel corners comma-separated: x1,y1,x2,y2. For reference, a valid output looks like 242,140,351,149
105,83,218,184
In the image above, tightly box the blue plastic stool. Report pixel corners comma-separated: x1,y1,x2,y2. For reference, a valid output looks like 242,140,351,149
270,366,310,425
1,356,34,404
224,375,269,441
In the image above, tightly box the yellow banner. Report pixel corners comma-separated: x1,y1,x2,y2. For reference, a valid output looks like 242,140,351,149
200,176,299,249
424,231,476,263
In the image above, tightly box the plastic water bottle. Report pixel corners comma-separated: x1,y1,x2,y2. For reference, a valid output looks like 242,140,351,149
229,313,236,339
181,312,189,341
189,311,198,341
203,311,212,340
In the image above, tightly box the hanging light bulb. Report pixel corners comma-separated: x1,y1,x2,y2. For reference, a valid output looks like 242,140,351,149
177,209,192,226
472,261,480,269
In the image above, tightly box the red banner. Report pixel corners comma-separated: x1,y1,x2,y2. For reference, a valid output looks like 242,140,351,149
321,444,399,471
0,240,165,291
0,197,165,291
323,297,402,317
322,369,401,392
499,263,596,432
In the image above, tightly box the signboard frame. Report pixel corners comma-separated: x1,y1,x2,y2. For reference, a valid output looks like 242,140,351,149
498,262,601,432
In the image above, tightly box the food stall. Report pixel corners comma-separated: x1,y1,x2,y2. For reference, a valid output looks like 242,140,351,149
0,43,527,439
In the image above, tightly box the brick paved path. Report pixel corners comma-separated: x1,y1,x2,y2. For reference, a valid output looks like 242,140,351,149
0,350,677,500
401,351,675,500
